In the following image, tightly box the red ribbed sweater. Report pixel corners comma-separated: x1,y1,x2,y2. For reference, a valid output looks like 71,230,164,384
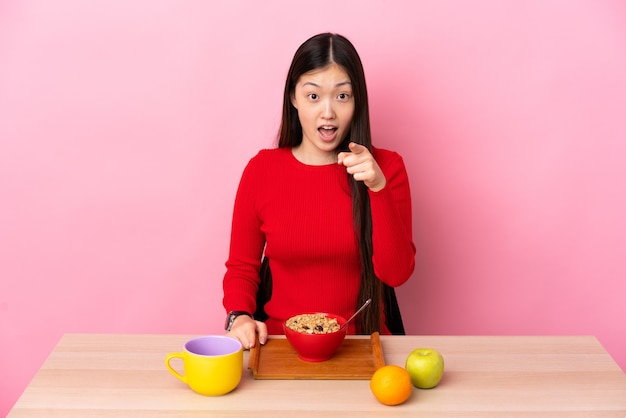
222,147,415,334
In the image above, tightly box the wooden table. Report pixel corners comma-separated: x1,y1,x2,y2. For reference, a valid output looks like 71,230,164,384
8,334,626,417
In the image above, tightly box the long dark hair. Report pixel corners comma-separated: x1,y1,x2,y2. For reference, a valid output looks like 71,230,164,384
277,33,382,334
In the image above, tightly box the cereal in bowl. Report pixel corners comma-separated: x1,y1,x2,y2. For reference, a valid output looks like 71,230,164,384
285,313,340,334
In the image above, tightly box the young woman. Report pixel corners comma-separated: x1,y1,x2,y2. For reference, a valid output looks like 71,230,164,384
223,33,415,349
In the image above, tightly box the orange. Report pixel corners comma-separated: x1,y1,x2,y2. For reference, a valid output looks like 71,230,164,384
369,365,412,406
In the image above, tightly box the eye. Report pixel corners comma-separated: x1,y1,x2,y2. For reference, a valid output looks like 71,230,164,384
308,93,319,100
338,93,351,100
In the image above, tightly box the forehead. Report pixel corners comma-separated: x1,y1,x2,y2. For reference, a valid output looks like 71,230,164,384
297,63,351,87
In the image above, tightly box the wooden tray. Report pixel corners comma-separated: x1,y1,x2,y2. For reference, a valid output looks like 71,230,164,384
248,332,385,380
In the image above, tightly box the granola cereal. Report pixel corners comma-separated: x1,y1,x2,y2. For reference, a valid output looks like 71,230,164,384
285,313,340,334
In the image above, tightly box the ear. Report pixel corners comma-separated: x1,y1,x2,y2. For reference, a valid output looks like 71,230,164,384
290,91,298,109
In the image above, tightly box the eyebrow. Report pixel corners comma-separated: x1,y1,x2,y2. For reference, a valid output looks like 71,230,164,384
301,80,352,88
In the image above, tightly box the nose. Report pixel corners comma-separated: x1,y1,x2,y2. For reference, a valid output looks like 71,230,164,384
321,98,335,119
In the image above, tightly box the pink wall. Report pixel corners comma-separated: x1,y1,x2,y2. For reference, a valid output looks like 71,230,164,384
1,0,625,414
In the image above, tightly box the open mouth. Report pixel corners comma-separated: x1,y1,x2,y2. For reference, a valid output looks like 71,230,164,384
318,126,338,140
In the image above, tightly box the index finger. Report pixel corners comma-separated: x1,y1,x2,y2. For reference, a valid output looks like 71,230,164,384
256,321,268,345
348,142,367,153
338,142,364,165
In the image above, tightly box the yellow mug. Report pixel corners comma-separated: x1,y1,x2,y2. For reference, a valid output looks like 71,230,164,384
165,335,243,396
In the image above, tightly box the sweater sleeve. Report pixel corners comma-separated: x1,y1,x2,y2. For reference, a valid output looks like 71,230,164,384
368,150,416,287
222,154,266,315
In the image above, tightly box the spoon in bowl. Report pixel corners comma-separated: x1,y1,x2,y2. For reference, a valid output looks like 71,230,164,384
339,298,372,331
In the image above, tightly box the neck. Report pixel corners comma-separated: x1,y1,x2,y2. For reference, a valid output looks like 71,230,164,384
291,145,338,166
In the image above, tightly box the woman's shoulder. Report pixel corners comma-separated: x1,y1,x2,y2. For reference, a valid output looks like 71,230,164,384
252,147,290,160
372,146,405,167
245,147,290,169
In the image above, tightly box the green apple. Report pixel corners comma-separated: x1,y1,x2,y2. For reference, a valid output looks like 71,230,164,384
405,348,444,389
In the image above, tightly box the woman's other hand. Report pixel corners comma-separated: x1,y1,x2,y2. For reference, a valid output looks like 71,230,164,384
338,142,387,192
226,315,268,350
